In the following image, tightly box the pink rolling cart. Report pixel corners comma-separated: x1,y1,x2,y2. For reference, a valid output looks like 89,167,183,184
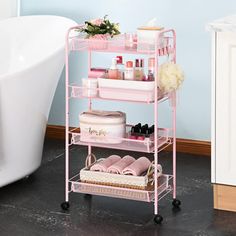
61,26,181,224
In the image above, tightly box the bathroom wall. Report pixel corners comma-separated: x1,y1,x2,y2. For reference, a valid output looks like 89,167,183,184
20,0,236,141
0,0,18,20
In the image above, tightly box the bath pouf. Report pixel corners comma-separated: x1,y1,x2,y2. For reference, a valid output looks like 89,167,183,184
158,62,185,93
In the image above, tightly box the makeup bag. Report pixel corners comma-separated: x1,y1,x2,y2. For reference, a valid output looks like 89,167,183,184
79,110,126,144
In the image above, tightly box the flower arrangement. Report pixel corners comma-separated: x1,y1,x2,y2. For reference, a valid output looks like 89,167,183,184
79,15,120,38
158,62,185,93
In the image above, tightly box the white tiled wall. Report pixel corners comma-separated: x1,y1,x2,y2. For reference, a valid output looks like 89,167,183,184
0,0,17,20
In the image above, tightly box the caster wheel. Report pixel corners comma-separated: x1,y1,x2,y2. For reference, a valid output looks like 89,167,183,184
172,199,181,208
154,214,163,224
61,201,70,210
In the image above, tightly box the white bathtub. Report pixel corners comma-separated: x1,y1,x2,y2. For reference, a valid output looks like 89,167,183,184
0,15,76,187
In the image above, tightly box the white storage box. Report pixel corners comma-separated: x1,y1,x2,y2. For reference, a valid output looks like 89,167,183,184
79,110,126,144
137,26,167,52
98,78,163,102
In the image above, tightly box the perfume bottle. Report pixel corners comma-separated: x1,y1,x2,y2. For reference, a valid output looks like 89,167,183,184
134,59,144,80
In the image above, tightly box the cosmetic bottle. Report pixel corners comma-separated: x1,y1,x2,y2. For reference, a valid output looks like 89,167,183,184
108,58,119,80
148,57,155,81
141,124,148,134
124,61,134,80
116,56,124,79
129,126,137,139
150,125,154,133
134,59,144,81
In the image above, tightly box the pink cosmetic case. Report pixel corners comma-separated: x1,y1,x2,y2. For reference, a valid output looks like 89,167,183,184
79,110,126,144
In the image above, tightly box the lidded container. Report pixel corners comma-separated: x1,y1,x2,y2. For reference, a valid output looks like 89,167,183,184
79,110,126,144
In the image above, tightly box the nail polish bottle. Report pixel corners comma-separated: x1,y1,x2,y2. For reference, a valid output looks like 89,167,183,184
137,123,142,129
135,123,142,134
145,129,150,138
141,125,147,135
137,135,145,141
129,126,137,139
150,125,154,134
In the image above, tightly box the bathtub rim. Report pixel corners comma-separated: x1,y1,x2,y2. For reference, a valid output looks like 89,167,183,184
0,14,77,79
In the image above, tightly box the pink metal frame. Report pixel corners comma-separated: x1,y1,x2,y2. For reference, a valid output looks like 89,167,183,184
64,26,177,216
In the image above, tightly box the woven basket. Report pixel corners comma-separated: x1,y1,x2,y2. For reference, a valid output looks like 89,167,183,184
80,154,162,190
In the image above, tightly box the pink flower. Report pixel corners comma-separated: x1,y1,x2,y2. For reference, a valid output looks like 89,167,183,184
90,18,103,26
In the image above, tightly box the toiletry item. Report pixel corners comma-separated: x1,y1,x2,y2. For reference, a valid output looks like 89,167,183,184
134,59,144,80
140,59,145,79
137,18,164,51
150,125,154,133
129,135,137,140
82,78,98,97
148,57,155,81
134,123,141,133
141,124,148,134
131,126,135,134
88,68,108,78
137,136,145,141
125,32,137,50
124,61,134,80
108,58,119,80
142,75,149,81
116,56,124,79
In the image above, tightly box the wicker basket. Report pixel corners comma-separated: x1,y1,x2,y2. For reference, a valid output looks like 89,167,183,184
80,154,162,190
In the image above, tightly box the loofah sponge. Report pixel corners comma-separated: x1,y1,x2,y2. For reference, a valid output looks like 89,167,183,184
158,62,185,93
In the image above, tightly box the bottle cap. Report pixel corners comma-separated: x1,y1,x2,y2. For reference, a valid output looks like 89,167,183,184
110,58,118,70
131,126,135,134
137,123,142,129
126,61,133,68
140,59,144,68
116,56,123,64
150,125,154,133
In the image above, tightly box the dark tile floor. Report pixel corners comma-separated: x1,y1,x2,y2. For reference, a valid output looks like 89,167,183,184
1,138,236,236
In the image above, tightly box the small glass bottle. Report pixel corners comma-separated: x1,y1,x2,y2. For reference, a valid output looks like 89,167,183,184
116,55,124,79
148,57,155,81
124,61,134,80
134,59,144,81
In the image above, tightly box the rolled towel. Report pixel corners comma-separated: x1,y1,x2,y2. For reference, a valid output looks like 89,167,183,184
121,156,151,176
107,155,136,174
90,155,121,172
